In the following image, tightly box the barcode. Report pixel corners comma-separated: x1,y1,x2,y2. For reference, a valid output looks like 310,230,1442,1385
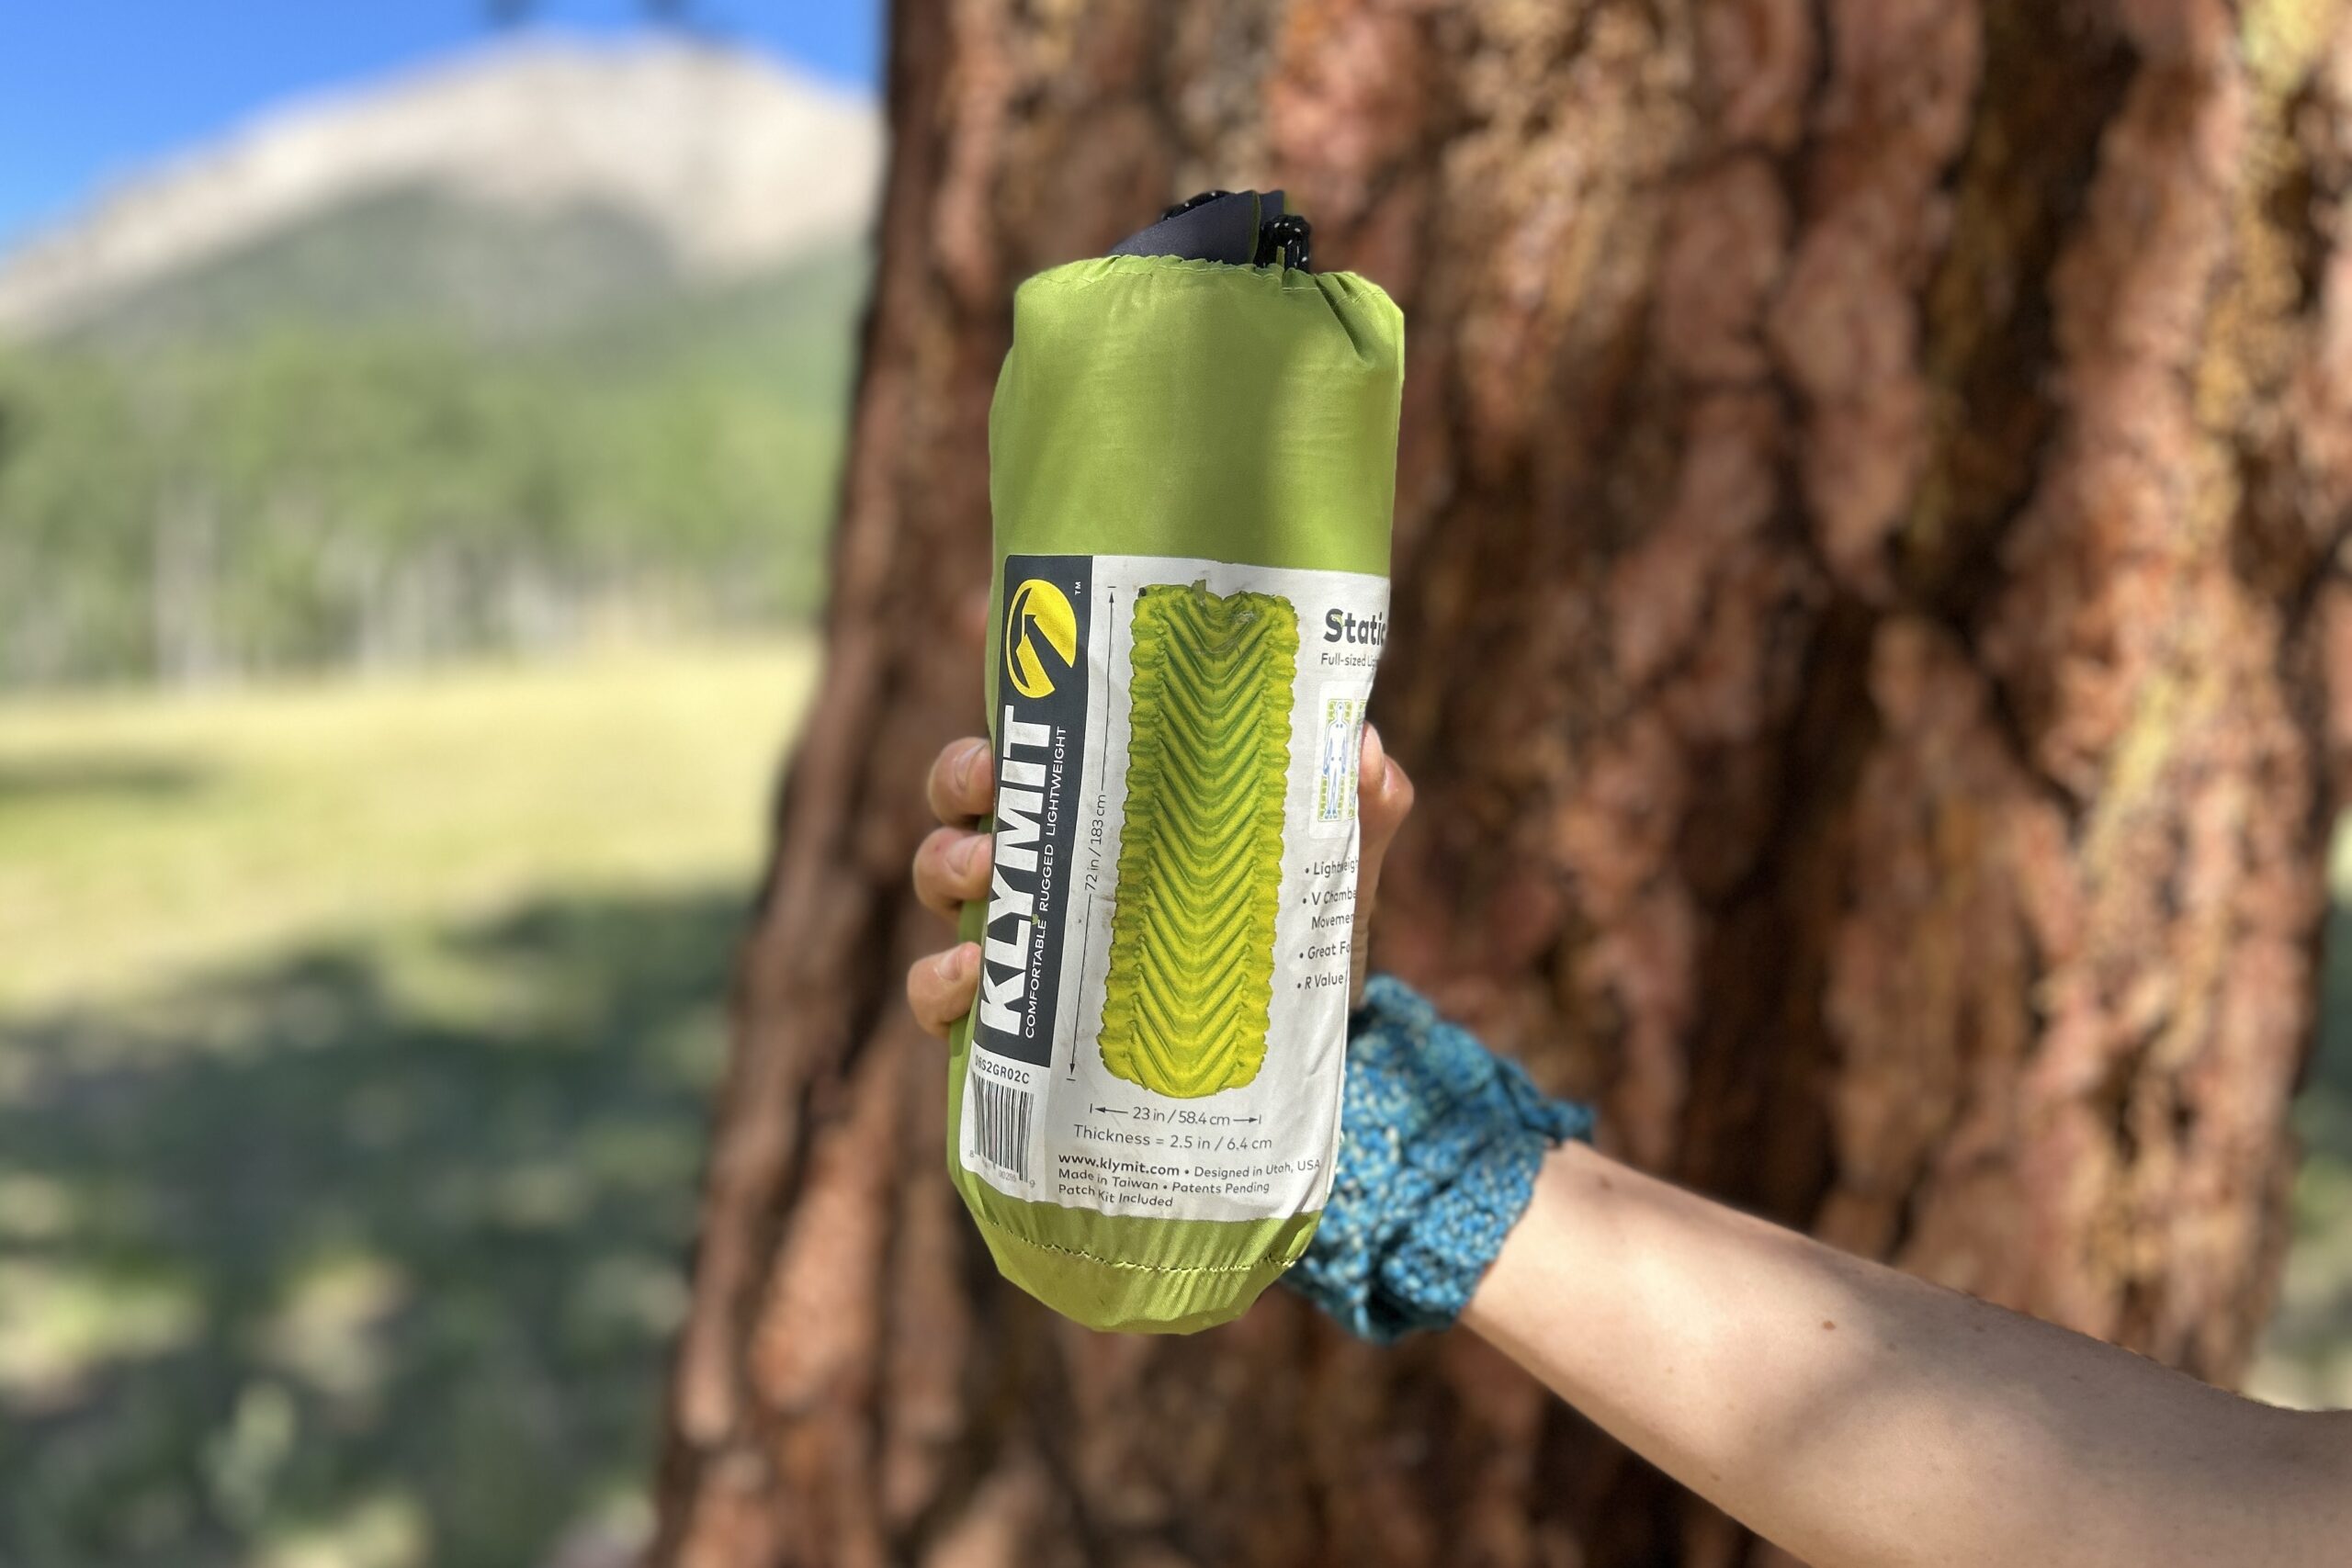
971,1074,1035,1179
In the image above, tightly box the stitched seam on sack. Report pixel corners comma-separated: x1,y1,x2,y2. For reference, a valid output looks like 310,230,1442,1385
978,1213,1308,1277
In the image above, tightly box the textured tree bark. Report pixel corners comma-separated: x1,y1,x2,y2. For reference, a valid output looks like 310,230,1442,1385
649,2,2352,1563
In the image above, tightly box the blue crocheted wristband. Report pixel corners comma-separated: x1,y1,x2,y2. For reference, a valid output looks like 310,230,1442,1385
1285,976,1594,1343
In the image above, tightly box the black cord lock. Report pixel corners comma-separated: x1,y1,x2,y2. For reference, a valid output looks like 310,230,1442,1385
1111,189,1316,271
1156,190,1313,270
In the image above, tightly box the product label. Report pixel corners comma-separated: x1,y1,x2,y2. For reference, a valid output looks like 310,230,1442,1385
960,553,1388,1223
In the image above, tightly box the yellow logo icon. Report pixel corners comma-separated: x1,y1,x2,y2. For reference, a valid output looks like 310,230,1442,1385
1006,578,1079,699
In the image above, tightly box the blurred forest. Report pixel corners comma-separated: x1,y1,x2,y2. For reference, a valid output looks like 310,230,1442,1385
0,195,859,687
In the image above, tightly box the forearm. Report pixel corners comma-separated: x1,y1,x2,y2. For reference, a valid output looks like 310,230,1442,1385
1463,1141,2351,1568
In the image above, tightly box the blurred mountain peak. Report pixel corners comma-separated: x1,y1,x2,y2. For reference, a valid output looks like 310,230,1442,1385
0,34,882,342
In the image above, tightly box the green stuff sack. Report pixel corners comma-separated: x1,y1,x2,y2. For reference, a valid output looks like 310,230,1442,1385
945,191,1404,1333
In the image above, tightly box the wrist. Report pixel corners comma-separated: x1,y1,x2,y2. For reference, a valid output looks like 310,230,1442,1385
1458,1139,1597,1343
1287,976,1594,1342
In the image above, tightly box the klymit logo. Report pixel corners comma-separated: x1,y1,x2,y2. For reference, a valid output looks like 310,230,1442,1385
979,708,1053,1037
1006,579,1078,698
972,556,1091,1070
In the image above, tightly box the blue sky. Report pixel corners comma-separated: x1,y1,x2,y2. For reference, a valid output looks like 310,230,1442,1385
0,1,881,246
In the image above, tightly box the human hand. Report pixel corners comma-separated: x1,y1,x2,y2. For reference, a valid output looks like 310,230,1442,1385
903,723,1588,1344
904,724,1414,1034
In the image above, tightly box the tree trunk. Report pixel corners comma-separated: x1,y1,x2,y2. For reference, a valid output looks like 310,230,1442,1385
650,1,2352,1563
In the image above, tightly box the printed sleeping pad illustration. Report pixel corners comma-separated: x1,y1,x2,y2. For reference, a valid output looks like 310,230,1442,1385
1098,582,1300,1098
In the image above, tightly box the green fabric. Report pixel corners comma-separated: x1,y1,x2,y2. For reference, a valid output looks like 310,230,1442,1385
952,253,1404,1334
987,257,1400,577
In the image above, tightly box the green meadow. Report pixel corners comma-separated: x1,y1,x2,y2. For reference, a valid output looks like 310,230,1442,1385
0,642,813,1568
